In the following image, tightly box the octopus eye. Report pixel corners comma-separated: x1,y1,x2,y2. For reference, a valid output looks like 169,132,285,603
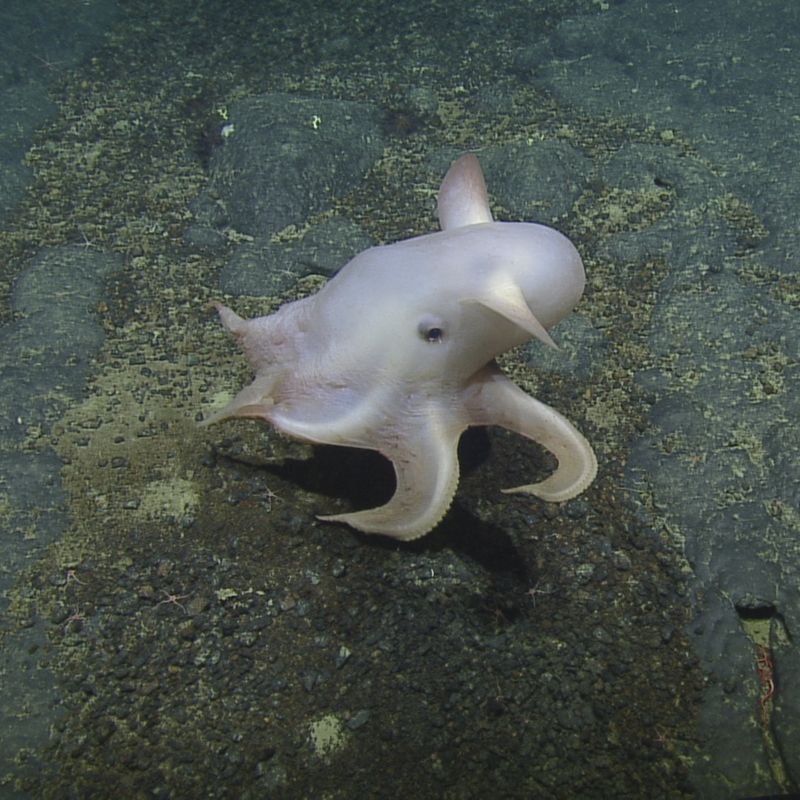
417,315,446,344
425,327,443,342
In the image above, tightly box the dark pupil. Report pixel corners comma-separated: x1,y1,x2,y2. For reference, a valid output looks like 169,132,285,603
426,327,443,342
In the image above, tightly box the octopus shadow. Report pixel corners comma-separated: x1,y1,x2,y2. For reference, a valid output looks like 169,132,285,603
273,429,532,575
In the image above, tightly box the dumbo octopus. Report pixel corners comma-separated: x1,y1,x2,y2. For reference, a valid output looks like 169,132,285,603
204,154,597,540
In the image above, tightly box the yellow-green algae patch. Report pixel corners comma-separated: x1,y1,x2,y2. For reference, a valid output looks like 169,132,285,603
138,476,199,522
308,714,348,760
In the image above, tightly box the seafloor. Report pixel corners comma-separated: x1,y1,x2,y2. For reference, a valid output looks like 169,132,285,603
1,0,798,798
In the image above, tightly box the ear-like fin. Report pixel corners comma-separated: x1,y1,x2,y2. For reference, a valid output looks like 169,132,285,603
466,280,558,349
437,154,494,231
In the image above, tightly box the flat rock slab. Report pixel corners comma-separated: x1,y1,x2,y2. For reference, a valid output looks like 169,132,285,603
189,92,385,240
528,2,800,794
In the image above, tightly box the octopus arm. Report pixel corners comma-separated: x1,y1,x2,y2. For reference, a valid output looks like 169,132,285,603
318,406,463,540
465,365,597,502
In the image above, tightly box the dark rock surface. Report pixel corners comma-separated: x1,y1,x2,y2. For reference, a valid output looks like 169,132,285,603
530,3,800,794
0,245,122,794
186,92,384,295
1,1,798,798
190,92,384,239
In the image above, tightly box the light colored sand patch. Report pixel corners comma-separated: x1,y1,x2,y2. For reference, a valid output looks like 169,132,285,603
138,476,199,522
308,714,348,760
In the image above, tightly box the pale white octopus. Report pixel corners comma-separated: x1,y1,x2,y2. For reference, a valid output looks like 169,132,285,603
205,154,597,540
